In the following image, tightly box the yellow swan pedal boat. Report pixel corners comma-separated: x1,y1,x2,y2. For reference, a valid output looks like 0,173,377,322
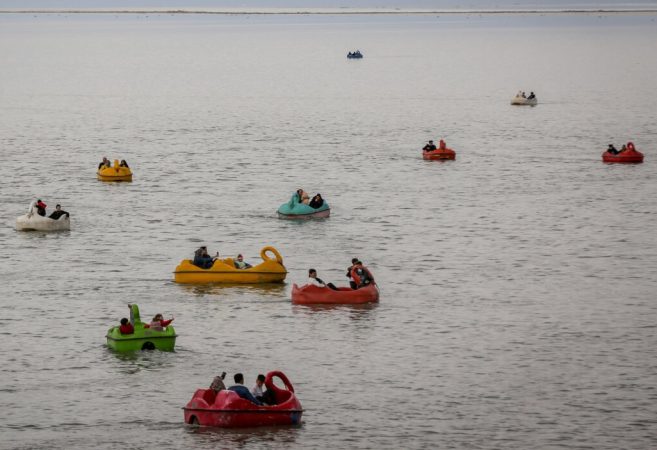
97,159,133,182
173,246,287,284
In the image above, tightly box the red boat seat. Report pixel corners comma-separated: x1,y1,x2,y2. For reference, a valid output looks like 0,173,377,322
202,389,217,405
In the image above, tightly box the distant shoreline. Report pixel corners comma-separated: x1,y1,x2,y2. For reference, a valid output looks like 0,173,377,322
2,9,657,15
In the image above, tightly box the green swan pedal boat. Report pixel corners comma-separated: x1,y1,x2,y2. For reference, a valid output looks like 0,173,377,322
106,304,177,352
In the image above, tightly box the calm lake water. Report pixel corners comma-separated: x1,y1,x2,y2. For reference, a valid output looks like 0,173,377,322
1,11,656,450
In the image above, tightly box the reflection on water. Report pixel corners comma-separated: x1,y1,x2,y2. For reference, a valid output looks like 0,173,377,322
176,283,288,299
186,424,301,448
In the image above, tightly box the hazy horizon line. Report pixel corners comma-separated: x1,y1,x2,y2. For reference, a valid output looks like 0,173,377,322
2,8,657,14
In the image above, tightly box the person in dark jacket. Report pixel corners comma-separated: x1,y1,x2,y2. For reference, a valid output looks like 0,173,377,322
309,194,324,209
98,157,110,170
49,204,69,220
193,246,217,269
228,373,262,405
423,140,437,152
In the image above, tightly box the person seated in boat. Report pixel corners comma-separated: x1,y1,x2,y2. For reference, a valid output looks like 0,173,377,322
234,254,252,269
210,372,227,392
119,318,134,335
308,269,338,290
348,51,353,57
193,246,217,269
296,189,310,205
607,144,619,155
147,313,174,331
98,157,111,169
346,257,359,290
309,194,324,209
516,90,522,98
527,92,535,100
439,139,447,150
35,199,47,216
48,204,69,220
423,140,437,152
619,144,628,153
521,91,527,98
251,374,277,405
228,373,262,405
119,159,129,168
350,261,374,289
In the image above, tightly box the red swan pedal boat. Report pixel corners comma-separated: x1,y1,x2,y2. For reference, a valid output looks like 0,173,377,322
423,148,456,160
602,142,644,163
292,283,379,305
183,371,303,427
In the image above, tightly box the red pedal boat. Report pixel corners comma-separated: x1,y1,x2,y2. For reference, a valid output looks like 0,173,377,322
602,142,644,163
292,283,379,305
183,371,303,427
423,148,456,160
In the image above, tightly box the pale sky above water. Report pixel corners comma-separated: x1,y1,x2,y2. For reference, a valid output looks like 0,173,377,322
1,0,656,10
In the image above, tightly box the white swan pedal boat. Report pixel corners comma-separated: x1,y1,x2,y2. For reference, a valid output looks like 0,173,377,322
16,201,70,231
510,96,537,106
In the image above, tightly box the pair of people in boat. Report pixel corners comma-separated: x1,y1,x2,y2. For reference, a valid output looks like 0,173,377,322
423,139,447,152
307,259,374,290
607,143,630,155
516,91,535,100
35,199,69,220
98,157,129,169
193,246,252,269
348,50,362,57
210,372,276,406
118,308,174,334
296,189,324,209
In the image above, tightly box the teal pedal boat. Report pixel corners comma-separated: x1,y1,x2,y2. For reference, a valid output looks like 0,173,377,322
106,304,177,352
277,193,330,219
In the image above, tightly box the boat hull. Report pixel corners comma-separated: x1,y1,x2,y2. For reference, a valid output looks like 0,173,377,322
106,326,177,352
602,151,644,163
277,208,330,220
510,97,537,106
16,214,70,231
174,246,287,284
97,165,133,182
292,283,379,305
423,149,456,160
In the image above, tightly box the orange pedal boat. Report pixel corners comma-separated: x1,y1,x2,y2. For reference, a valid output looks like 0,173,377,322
291,283,379,305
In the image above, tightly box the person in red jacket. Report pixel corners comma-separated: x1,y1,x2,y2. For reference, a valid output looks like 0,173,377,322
35,199,47,216
119,318,134,334
350,261,375,289
147,313,174,331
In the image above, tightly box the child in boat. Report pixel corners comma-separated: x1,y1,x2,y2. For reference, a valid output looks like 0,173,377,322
119,159,129,168
234,254,252,269
119,318,134,335
147,314,174,331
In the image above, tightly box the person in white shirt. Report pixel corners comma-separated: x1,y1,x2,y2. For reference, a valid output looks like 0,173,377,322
308,269,338,290
251,374,266,400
